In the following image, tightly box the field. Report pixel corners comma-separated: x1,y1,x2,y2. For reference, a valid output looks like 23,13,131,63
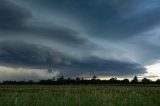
0,85,160,106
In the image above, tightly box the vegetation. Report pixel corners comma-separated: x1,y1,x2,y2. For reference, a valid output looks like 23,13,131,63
0,85,160,106
1,76,160,106
1,75,160,85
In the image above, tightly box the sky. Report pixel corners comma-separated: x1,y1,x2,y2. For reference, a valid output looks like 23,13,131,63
0,0,160,81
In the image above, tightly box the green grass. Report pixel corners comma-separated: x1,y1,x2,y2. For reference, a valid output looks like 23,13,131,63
0,85,160,106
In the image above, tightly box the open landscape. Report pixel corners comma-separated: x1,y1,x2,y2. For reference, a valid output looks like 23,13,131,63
1,0,160,106
0,85,160,106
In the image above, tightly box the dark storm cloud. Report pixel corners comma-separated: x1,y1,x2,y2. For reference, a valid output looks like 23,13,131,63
0,0,32,30
1,0,160,79
0,41,66,68
0,0,91,47
25,0,160,39
60,58,146,76
0,41,146,76
26,26,91,47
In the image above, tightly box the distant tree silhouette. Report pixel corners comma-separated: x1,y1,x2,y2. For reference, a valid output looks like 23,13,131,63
76,77,80,82
109,77,118,83
57,75,64,82
91,75,97,80
81,77,84,81
67,77,71,81
156,79,160,84
27,80,34,84
142,78,151,84
122,79,129,84
131,76,138,83
1,74,160,85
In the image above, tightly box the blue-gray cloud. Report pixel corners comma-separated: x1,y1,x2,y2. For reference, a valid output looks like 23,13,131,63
0,0,92,48
0,0,32,30
1,0,160,79
0,41,146,76
23,0,160,39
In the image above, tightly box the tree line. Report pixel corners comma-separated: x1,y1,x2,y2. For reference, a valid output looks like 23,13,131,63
1,75,160,85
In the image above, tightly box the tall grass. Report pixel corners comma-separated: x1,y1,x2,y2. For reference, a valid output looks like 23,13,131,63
0,85,160,106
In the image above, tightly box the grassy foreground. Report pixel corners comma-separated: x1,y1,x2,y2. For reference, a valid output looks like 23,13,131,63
0,85,160,106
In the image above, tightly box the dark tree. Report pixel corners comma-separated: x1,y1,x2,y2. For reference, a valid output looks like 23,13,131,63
52,77,56,81
81,77,84,81
156,79,160,84
131,76,138,83
57,75,64,82
92,75,97,80
109,77,118,83
142,78,151,84
76,77,80,82
67,77,71,81
122,79,129,84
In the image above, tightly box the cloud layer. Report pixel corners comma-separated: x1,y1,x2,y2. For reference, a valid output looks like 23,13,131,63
1,0,160,80
0,41,146,77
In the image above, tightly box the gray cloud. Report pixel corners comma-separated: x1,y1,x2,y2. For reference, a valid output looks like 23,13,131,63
60,58,146,77
0,41,65,68
0,41,146,76
0,66,59,81
0,0,159,79
27,0,160,39
0,0,32,30
0,0,92,48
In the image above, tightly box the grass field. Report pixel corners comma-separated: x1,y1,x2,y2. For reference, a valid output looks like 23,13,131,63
0,85,160,106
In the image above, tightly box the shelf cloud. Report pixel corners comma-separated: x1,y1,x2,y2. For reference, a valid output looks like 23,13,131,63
1,0,160,80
